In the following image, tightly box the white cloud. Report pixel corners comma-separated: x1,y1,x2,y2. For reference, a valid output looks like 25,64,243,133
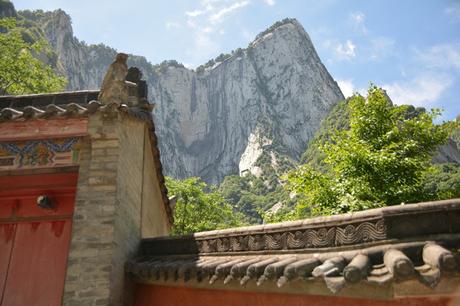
186,9,206,17
195,31,220,56
370,37,396,60
185,0,217,18
202,26,214,33
322,39,356,61
186,19,197,29
183,0,251,64
445,3,460,22
241,28,255,41
383,74,453,107
349,11,367,33
337,79,355,97
322,39,332,49
416,44,460,71
350,12,364,23
209,1,250,24
381,43,459,110
264,0,275,6
335,40,356,60
165,21,181,29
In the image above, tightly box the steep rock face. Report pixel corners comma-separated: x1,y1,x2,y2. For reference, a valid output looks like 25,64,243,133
150,20,343,183
14,8,345,183
36,9,155,90
0,0,16,18
434,139,460,164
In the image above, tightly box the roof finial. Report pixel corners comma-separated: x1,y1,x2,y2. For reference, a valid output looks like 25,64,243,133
98,53,129,105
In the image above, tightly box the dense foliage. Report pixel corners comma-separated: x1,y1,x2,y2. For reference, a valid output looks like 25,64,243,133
219,173,295,224
423,163,460,199
0,17,66,94
286,86,457,217
300,99,350,172
166,177,245,235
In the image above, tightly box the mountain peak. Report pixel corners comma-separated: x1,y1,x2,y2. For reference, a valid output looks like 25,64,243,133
253,18,303,41
249,17,313,51
194,18,313,74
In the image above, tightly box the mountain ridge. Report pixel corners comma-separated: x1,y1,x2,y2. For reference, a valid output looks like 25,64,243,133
4,2,345,184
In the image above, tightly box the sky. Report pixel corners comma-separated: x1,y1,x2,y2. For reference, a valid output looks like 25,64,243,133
12,0,460,120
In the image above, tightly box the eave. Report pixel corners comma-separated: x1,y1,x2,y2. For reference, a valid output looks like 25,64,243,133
128,199,460,299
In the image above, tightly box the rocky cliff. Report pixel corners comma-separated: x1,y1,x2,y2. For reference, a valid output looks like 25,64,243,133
17,8,155,91
0,1,15,18
151,20,343,183
14,7,343,183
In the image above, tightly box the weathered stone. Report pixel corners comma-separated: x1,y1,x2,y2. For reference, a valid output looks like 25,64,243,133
91,139,119,148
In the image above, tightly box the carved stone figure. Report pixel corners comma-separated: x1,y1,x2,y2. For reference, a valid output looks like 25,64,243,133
98,53,129,104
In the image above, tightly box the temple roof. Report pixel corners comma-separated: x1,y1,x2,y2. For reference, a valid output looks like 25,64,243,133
127,199,460,298
0,91,172,223
0,90,99,110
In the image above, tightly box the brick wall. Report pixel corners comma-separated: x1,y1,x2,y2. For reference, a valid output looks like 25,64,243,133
63,111,170,306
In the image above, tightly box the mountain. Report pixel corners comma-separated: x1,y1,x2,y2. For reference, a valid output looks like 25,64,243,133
151,19,343,183
0,0,15,18
8,4,344,184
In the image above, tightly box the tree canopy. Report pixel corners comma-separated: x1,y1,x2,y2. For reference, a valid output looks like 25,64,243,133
0,18,66,94
287,86,457,217
166,177,245,235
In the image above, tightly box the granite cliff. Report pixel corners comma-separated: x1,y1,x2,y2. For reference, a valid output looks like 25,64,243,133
151,20,343,183
14,7,343,183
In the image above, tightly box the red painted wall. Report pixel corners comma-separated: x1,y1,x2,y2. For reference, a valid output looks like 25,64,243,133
134,284,459,306
0,173,77,306
0,118,88,141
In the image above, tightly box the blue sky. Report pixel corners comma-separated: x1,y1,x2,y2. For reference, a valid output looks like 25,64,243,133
13,0,460,120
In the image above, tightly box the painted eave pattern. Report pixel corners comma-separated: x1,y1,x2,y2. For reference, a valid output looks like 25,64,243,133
0,91,172,223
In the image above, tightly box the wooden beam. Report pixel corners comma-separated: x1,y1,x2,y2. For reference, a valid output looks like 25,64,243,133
0,118,88,141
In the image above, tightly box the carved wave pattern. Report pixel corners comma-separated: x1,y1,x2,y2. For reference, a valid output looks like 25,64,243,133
335,219,386,245
196,219,387,253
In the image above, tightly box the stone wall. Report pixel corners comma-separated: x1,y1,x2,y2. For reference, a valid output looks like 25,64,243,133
62,111,170,306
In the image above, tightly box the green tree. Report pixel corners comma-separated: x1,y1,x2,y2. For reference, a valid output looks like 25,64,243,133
287,86,456,217
166,176,244,235
0,18,66,94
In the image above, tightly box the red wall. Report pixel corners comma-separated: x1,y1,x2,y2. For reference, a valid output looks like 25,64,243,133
0,173,77,306
134,284,459,306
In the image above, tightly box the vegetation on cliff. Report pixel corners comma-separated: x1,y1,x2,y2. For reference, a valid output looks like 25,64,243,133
219,173,295,224
0,17,66,94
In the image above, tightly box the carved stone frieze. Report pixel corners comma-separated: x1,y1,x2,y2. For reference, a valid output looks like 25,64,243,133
335,219,386,245
195,218,387,253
